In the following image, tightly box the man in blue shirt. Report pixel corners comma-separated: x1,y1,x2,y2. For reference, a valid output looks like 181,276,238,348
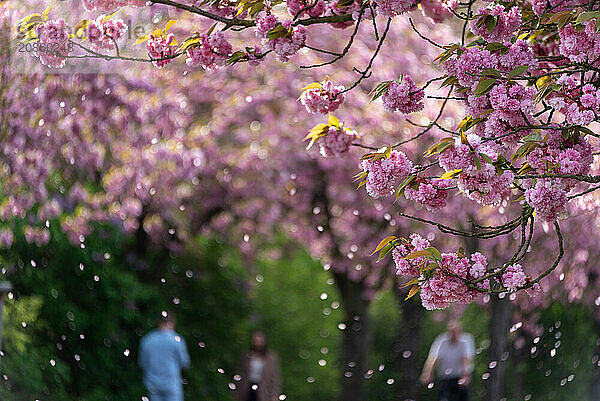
139,313,190,401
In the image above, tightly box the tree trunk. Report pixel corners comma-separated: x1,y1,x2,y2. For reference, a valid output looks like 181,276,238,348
510,335,528,400
335,272,370,401
486,295,512,401
392,290,424,401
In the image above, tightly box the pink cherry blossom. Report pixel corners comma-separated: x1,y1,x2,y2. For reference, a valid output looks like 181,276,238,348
146,33,177,69
34,18,71,68
361,150,412,198
558,20,600,63
404,178,452,212
375,0,417,17
318,126,357,157
501,263,527,291
470,4,521,44
381,76,424,114
87,15,128,52
525,180,568,221
392,233,431,276
185,32,232,70
300,78,345,114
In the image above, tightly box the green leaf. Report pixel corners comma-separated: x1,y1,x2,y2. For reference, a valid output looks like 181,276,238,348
433,43,460,64
371,236,397,255
522,132,542,142
485,42,507,53
369,81,392,102
134,34,150,45
102,10,120,23
421,262,438,272
266,25,287,40
41,4,50,21
485,16,498,33
479,153,493,164
206,22,218,36
474,78,497,96
507,65,530,80
377,242,394,262
301,82,322,92
574,11,600,25
396,175,417,200
403,250,432,260
164,19,177,32
328,114,340,127
353,171,368,181
439,75,459,88
401,277,420,288
440,169,462,179
437,141,455,154
577,126,596,137
336,0,355,8
405,285,420,300
481,68,502,78
425,247,442,261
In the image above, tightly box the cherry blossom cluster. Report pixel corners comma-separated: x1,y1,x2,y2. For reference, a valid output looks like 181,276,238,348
326,0,360,29
185,32,233,71
558,20,600,64
34,18,71,68
392,235,490,309
381,75,424,114
286,0,326,18
438,134,514,206
390,234,531,308
469,4,521,44
484,82,536,144
318,126,357,157
87,15,128,52
300,77,345,115
444,41,537,89
548,77,600,126
403,177,452,212
501,263,527,292
530,0,584,16
526,130,593,188
146,32,177,69
522,130,593,220
255,13,307,62
419,251,492,310
392,233,431,276
419,0,455,23
524,180,568,222
374,0,417,17
360,150,412,198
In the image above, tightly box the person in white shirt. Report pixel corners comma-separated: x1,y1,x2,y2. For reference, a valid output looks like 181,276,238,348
234,331,281,401
420,321,475,401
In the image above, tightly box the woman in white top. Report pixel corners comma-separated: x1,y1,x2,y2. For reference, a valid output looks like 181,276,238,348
235,331,282,401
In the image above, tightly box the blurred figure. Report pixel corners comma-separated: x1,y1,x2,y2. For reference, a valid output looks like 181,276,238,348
139,313,190,401
235,331,282,401
420,321,475,401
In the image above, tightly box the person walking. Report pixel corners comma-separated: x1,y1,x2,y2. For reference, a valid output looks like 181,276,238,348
420,321,475,401
234,331,282,401
139,313,190,401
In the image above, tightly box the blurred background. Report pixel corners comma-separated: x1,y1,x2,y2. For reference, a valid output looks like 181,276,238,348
0,226,597,400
